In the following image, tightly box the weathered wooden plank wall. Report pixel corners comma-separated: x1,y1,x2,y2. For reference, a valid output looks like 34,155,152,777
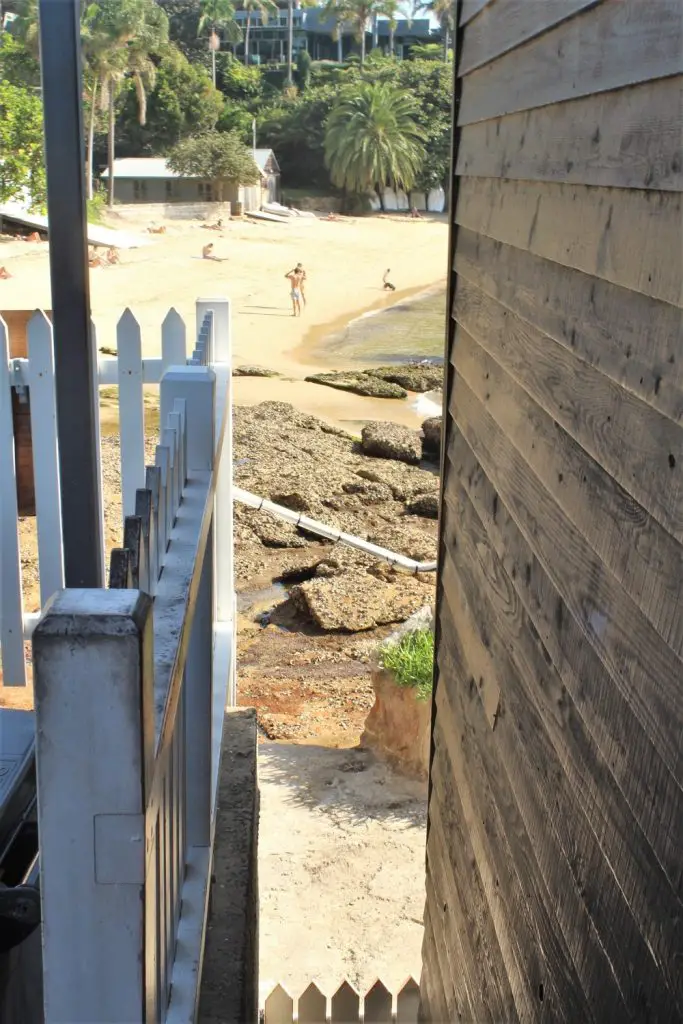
422,0,683,1020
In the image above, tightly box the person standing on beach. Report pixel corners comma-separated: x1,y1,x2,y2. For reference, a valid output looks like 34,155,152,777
285,262,307,306
383,268,396,291
285,266,304,316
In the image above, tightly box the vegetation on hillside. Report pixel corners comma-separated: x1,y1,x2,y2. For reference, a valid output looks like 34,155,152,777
380,628,434,701
0,0,452,210
167,129,260,198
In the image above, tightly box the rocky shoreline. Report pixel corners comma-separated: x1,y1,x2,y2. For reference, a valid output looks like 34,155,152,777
233,401,441,742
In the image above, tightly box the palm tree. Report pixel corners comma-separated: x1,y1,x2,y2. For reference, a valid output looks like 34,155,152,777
416,0,454,60
87,0,169,205
198,0,242,85
341,0,379,64
241,0,277,66
324,81,425,208
322,0,347,63
379,0,408,55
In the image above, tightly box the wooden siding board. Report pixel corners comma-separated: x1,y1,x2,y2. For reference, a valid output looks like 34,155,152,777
421,890,455,1023
455,177,683,306
456,77,683,190
460,0,491,27
458,0,683,124
426,763,518,1020
453,278,683,548
424,862,477,1022
447,423,683,899
451,320,683,657
453,228,683,425
449,368,683,788
441,492,683,1013
434,639,604,1021
460,0,599,75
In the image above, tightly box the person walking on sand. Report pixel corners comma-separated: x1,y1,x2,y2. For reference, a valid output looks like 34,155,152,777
383,268,396,292
285,266,304,316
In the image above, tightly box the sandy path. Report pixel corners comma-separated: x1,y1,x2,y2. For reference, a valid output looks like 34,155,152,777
257,743,426,1005
1,211,447,429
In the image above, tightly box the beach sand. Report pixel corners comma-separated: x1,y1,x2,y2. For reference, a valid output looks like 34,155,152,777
0,210,448,429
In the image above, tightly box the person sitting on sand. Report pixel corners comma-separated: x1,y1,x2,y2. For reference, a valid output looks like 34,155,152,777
383,268,396,292
410,206,423,219
202,242,221,261
106,247,120,265
286,262,307,306
285,266,304,317
0,266,12,280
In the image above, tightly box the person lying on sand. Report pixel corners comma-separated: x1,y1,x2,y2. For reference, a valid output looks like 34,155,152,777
88,247,106,268
383,268,396,292
0,266,12,280
321,212,340,221
147,224,166,235
285,267,304,317
285,262,307,306
202,218,223,231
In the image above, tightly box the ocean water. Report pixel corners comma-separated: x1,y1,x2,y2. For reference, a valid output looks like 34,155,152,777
322,288,447,364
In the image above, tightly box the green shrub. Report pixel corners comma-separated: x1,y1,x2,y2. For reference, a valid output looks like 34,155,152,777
380,628,434,701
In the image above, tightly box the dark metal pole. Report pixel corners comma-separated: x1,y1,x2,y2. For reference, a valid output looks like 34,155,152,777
38,0,103,587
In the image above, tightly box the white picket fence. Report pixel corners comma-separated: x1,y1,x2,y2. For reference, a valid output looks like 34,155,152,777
1,298,236,1022
263,979,420,1023
0,299,233,691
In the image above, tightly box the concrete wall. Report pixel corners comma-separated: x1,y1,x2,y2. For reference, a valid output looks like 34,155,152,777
422,0,683,1020
110,202,234,223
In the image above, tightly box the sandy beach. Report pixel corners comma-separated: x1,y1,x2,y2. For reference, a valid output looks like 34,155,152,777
0,210,448,429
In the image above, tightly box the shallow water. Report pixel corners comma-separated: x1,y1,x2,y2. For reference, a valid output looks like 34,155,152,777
320,288,447,364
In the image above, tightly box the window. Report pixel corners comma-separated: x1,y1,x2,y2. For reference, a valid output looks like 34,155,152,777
165,180,176,200
198,182,214,202
133,180,148,201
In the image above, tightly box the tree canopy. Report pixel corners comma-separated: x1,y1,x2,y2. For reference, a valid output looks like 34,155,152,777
0,78,46,208
324,80,425,203
167,129,260,198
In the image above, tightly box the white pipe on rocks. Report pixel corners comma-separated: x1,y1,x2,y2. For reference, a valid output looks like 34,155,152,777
234,487,438,575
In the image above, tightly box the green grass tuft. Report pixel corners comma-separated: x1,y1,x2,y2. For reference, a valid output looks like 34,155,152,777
379,628,434,701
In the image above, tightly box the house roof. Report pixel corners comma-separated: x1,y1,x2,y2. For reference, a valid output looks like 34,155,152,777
101,151,279,180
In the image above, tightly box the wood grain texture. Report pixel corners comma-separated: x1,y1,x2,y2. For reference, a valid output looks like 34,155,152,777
459,0,683,124
455,176,683,305
453,282,683,543
449,367,683,784
441,487,683,1013
446,407,683,894
460,0,491,26
456,77,683,190
453,228,683,424
460,0,599,74
451,321,683,657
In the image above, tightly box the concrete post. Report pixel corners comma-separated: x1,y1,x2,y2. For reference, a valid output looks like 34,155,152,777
33,589,154,1024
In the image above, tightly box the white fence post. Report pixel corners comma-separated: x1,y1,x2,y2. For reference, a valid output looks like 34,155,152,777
27,311,64,606
90,319,106,584
33,589,154,1024
161,307,187,371
0,316,26,684
160,366,215,848
118,308,145,520
196,298,234,703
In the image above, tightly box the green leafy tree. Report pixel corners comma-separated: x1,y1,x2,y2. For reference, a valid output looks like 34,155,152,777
398,57,451,201
294,47,311,90
0,25,40,87
0,78,46,208
167,129,260,199
324,80,425,206
379,0,408,55
416,0,454,60
198,0,242,84
116,46,224,155
85,0,169,204
259,84,338,188
337,0,382,64
241,0,277,66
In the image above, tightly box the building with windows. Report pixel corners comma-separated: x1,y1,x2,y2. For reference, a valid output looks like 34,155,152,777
232,3,438,64
100,151,280,210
